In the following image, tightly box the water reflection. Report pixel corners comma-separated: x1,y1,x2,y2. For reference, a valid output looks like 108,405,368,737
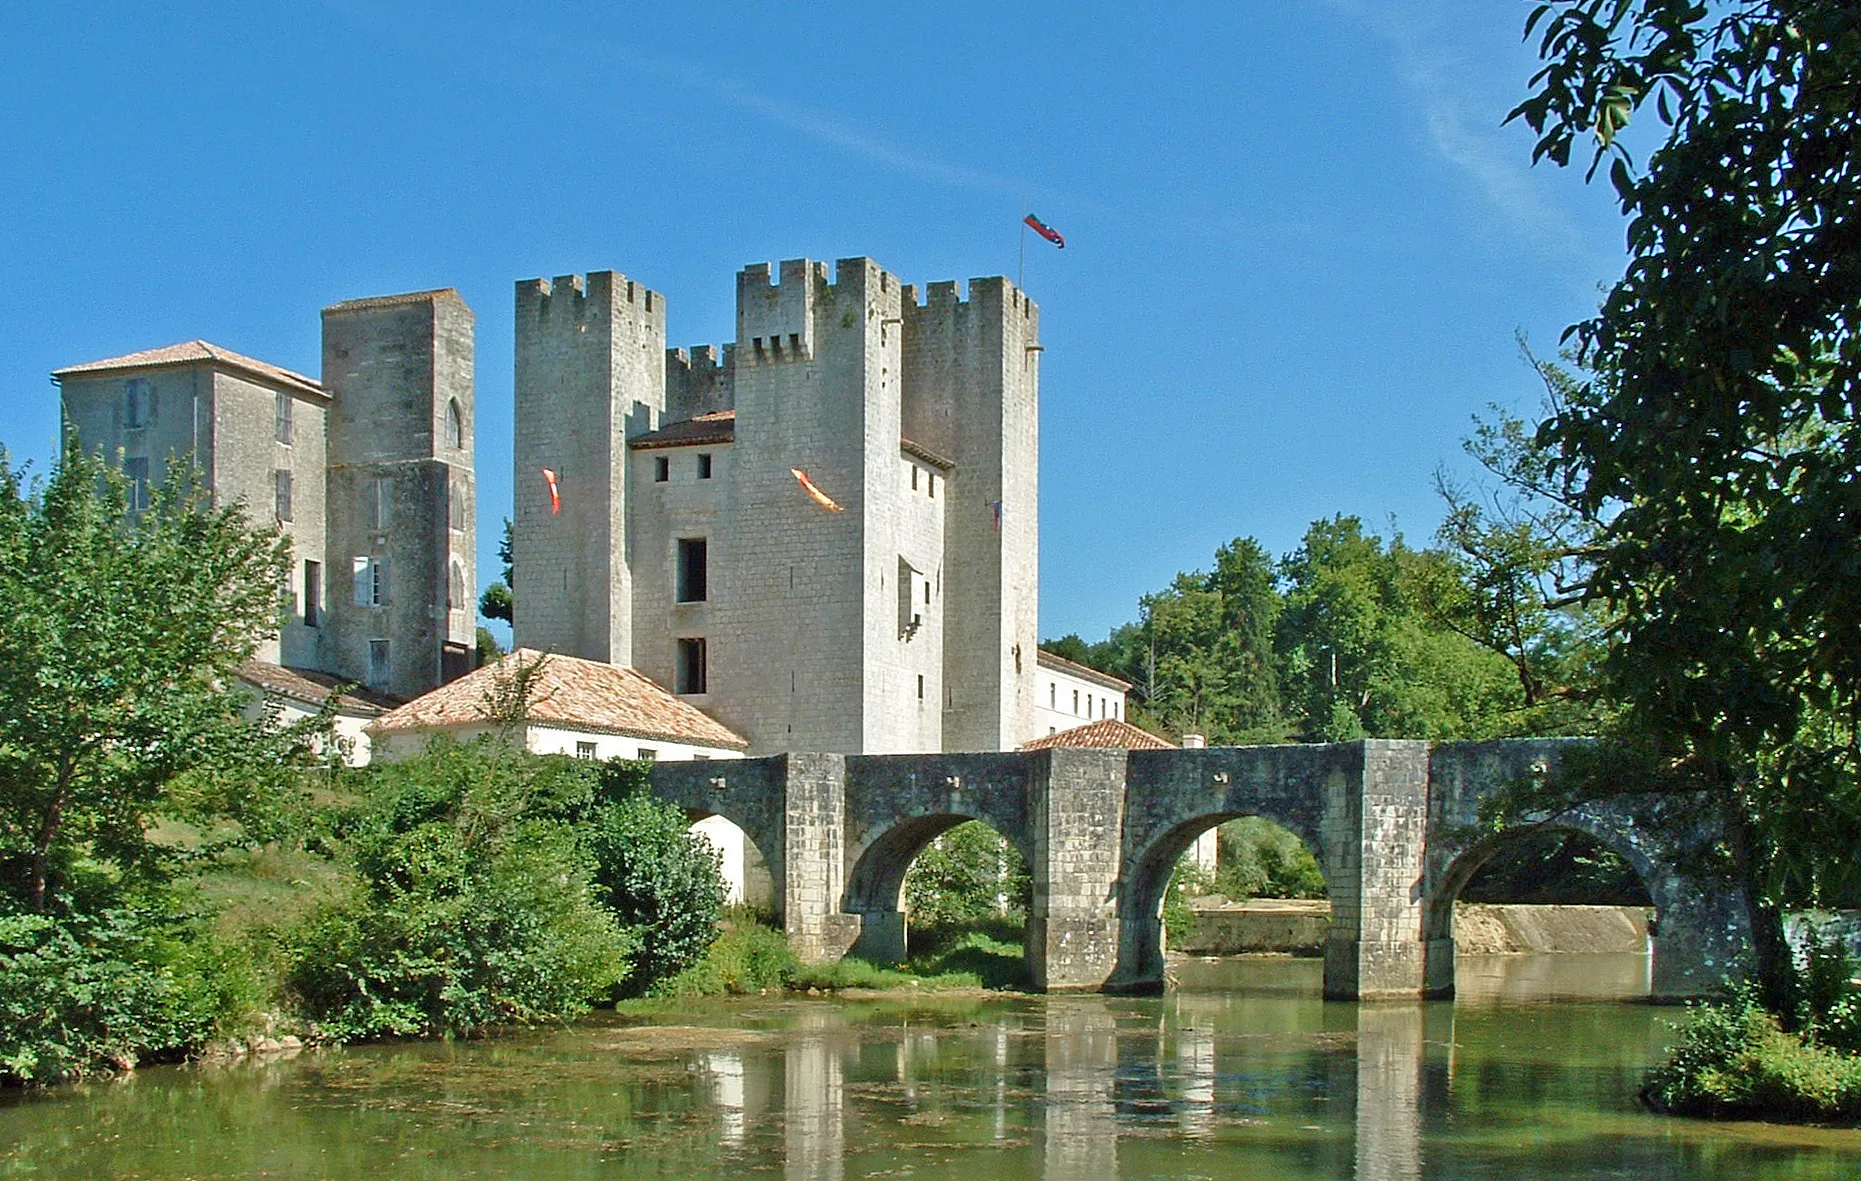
1356,1004,1424,1181
1042,998,1119,1180
783,1010,844,1181
7,955,1861,1180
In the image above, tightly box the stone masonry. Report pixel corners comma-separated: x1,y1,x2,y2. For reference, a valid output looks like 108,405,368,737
512,257,1039,756
649,738,1751,998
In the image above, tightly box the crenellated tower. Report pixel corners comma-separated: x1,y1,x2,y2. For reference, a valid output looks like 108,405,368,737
512,271,666,664
901,277,1040,751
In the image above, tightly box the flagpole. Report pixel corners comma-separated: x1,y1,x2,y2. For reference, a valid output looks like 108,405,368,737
1018,199,1027,289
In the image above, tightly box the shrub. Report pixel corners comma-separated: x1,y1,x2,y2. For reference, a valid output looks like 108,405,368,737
1162,860,1211,950
1645,996,1861,1122
287,820,632,1040
648,914,796,998
285,740,634,1040
584,768,728,993
0,909,214,1084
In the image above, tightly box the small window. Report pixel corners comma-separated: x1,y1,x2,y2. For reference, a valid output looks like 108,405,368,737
575,741,598,760
1087,693,1094,718
654,455,669,482
304,560,322,626
1049,683,1056,708
367,639,390,687
928,472,936,498
1072,688,1079,715
448,474,465,531
445,398,464,450
123,456,150,512
637,747,658,761
275,391,294,445
353,555,387,606
911,464,918,490
917,674,925,701
676,637,707,694
367,476,392,531
448,559,466,610
274,469,293,522
677,537,708,603
124,379,150,428
697,453,713,480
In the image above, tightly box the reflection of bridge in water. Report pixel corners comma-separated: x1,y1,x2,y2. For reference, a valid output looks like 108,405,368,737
652,739,1749,999
695,994,1482,1180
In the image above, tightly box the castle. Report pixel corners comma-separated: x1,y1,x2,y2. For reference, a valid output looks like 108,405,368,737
55,256,1122,755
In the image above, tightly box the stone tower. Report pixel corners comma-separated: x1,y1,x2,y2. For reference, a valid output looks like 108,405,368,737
511,272,666,663
700,257,947,754
320,289,477,700
902,277,1041,751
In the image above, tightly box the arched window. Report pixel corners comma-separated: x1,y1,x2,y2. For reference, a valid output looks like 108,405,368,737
449,559,466,610
445,398,464,450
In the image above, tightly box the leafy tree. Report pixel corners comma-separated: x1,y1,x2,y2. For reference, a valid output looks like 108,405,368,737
904,822,1031,931
1276,516,1521,741
1503,0,1861,1007
478,517,514,625
0,445,298,913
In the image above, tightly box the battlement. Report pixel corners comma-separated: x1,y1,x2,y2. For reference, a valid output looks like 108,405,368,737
901,276,1032,317
666,342,735,419
737,259,826,364
517,270,665,333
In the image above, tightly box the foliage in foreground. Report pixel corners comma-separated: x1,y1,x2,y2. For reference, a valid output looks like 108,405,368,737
1647,939,1861,1123
286,742,637,1040
585,763,728,993
645,913,798,999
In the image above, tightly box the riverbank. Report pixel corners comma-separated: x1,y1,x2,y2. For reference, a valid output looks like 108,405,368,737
1172,899,1652,957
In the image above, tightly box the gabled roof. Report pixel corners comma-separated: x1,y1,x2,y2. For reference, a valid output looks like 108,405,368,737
371,649,749,750
1022,718,1175,751
629,410,737,450
238,660,399,715
53,340,325,399
1036,649,1133,692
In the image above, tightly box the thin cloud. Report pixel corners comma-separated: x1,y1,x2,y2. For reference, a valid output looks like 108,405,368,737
1323,0,1604,264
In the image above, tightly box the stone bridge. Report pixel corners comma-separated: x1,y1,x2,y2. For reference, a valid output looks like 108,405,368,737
649,739,1750,999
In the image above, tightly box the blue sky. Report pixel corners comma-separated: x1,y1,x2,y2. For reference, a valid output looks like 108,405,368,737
0,1,1629,642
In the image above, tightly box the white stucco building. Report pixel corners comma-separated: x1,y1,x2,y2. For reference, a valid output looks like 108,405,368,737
1032,649,1131,739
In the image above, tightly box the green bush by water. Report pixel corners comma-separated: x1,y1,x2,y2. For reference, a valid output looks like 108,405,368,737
1646,938,1861,1124
646,913,798,998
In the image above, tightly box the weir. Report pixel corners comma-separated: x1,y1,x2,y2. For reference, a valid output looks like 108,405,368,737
649,738,1752,999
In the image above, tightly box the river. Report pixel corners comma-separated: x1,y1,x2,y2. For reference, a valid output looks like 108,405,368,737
5,954,1859,1179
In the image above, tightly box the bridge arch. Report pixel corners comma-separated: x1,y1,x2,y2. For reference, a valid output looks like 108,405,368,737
839,753,1036,965
1115,809,1333,990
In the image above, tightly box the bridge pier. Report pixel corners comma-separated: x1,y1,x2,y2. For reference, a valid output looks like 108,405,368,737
1323,741,1433,999
1026,748,1126,990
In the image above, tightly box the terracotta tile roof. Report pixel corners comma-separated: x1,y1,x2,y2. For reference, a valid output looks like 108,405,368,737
1022,719,1175,751
629,410,736,450
1036,649,1133,692
52,340,325,399
238,660,398,714
371,649,748,750
322,288,466,314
